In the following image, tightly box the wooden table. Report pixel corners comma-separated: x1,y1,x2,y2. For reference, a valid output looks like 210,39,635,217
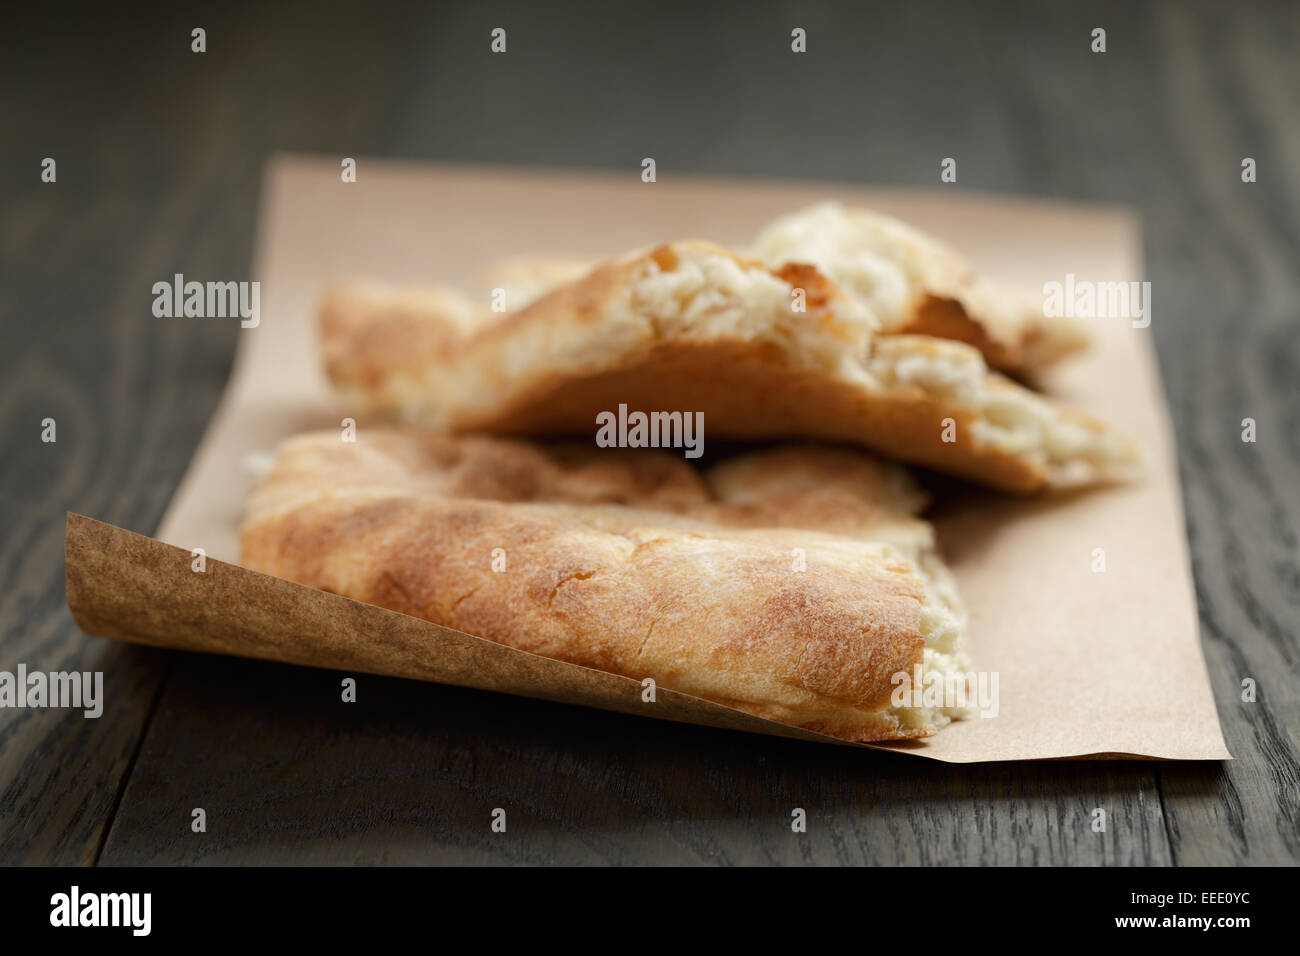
3,1,1296,865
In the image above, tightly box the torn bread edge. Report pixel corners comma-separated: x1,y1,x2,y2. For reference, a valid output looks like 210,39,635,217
320,242,1138,492
473,202,1091,373
751,201,1091,373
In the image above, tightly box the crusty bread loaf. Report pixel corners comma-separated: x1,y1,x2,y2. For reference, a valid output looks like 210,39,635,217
240,430,971,741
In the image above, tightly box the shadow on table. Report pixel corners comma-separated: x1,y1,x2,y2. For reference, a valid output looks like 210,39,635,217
92,647,1224,865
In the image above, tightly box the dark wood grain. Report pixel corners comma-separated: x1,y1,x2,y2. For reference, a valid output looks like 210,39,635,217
96,654,1172,866
3,0,1296,865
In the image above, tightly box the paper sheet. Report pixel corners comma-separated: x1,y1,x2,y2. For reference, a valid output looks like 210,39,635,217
65,156,1230,761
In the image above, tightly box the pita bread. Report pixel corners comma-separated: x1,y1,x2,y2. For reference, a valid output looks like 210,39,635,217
752,202,1090,373
473,203,1088,373
318,257,592,411
320,241,1137,492
482,254,595,310
321,201,1085,389
240,430,971,742
318,283,492,416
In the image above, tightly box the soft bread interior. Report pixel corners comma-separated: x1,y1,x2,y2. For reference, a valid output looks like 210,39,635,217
626,247,1133,486
477,202,1091,372
753,202,925,330
624,242,880,350
900,552,971,730
316,242,1136,492
405,243,1135,491
751,201,1091,371
855,336,1136,485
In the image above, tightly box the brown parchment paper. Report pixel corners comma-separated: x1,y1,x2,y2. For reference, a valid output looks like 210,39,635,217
65,156,1230,761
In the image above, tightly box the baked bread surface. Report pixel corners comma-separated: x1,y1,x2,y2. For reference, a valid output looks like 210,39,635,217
319,241,1137,491
241,431,971,742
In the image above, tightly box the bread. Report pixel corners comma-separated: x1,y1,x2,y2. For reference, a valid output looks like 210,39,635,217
319,241,1137,491
240,430,971,742
318,283,493,417
482,255,595,310
751,202,1091,373
318,258,593,414
470,203,1089,374
319,202,1085,407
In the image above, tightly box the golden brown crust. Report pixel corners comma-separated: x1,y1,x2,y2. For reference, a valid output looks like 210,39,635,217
481,255,595,310
481,217,1091,375
445,337,1049,492
316,241,1136,492
318,284,492,414
898,294,1020,370
900,255,1090,375
240,431,957,742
